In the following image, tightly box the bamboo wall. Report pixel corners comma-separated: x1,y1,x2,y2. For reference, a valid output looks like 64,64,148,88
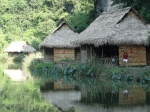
119,86,146,104
54,48,75,61
119,46,146,66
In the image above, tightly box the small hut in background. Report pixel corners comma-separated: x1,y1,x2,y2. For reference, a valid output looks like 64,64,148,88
39,22,80,62
73,7,150,66
4,41,36,56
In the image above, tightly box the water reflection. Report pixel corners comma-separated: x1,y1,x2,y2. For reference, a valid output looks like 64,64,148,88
119,86,146,105
41,78,150,111
43,90,150,112
80,85,150,104
4,69,26,81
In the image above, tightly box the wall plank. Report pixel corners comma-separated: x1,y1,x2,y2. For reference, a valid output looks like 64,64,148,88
119,46,146,66
54,48,75,61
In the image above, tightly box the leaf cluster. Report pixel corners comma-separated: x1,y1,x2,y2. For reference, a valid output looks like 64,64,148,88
0,0,94,52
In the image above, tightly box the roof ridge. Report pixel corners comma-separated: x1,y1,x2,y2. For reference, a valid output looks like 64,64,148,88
51,22,76,34
100,7,131,15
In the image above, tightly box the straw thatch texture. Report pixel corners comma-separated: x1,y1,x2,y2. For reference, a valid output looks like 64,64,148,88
4,41,36,53
39,22,78,49
73,7,150,47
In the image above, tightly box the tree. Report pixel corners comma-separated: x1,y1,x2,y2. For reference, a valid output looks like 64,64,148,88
0,0,95,51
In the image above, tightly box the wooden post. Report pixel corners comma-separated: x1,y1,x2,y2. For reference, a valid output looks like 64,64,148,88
102,46,104,58
90,45,92,60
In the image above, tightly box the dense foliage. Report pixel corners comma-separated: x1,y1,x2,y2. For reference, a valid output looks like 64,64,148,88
0,0,94,52
0,0,150,52
33,59,150,93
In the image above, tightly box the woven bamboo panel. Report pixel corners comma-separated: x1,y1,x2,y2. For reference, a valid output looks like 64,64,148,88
54,48,75,61
119,46,146,66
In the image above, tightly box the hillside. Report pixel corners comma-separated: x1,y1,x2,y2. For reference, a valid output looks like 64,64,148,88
0,0,95,51
0,0,150,52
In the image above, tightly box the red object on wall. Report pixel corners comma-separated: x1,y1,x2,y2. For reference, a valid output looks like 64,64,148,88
130,48,133,53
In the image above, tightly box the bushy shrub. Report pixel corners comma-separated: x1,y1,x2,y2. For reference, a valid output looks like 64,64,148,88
22,52,43,79
13,54,25,62
0,53,8,63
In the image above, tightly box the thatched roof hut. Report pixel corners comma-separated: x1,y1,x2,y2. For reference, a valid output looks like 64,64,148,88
39,22,79,49
4,41,36,53
73,7,150,47
39,22,80,61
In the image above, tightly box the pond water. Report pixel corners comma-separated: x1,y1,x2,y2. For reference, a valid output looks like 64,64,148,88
43,90,150,112
1,61,150,112
40,77,150,112
38,64,150,112
4,69,26,81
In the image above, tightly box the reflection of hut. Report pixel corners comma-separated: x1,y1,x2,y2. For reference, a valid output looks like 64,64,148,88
119,85,146,105
81,85,148,105
73,7,150,66
4,41,36,56
80,88,119,104
39,22,80,61
40,80,75,91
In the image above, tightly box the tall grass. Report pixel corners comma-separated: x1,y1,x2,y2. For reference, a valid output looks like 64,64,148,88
0,79,59,112
22,52,43,79
0,72,60,112
0,53,60,112
32,57,150,101
0,53,8,63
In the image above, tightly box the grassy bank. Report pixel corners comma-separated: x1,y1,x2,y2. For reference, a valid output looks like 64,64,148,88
0,72,59,112
0,53,60,112
32,58,150,95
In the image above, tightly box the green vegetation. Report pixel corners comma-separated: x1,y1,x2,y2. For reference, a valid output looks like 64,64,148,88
0,53,8,64
33,58,150,94
1,0,150,52
0,80,59,112
0,0,94,52
0,0,150,110
0,53,60,112
0,65,59,112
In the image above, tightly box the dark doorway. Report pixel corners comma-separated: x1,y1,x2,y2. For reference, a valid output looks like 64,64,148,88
44,48,54,61
93,45,118,58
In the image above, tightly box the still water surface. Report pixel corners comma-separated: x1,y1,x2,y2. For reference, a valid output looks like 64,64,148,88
43,90,150,112
2,62,150,112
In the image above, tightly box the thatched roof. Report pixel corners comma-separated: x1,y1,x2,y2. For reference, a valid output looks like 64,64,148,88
39,22,78,49
73,7,150,47
4,41,36,53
